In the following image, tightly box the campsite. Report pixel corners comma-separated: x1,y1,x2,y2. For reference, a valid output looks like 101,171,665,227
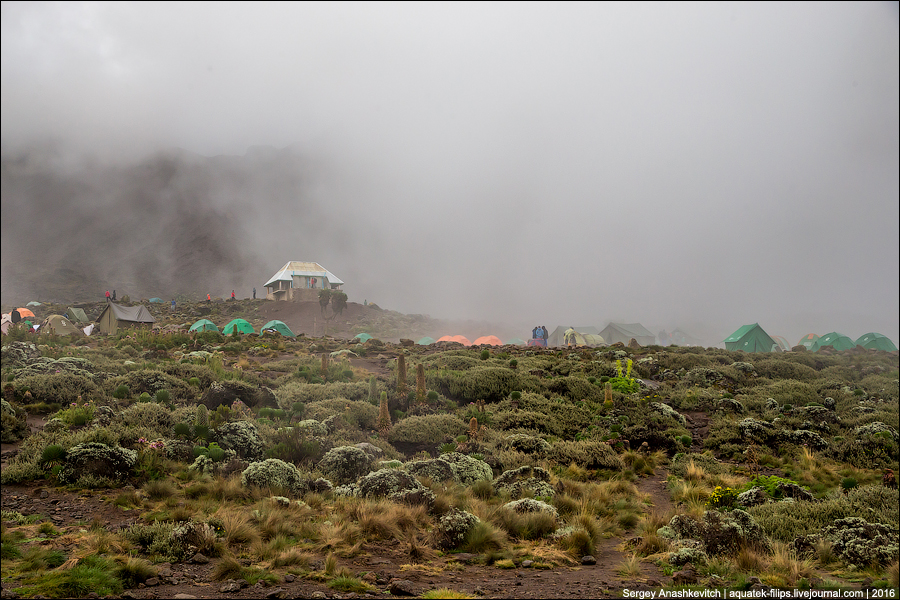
1,297,898,599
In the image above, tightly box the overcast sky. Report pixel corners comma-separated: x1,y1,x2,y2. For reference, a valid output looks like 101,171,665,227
2,2,898,345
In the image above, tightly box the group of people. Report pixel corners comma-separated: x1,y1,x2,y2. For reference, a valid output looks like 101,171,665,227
532,325,549,340
104,290,116,302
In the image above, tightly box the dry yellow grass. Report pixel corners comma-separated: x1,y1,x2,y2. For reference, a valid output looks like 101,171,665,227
763,541,815,587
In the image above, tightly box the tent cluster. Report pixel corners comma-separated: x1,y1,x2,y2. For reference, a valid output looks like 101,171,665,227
723,323,897,353
188,318,296,338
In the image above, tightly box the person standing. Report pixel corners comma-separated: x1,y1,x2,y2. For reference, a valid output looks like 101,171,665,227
252,287,256,300
542,325,549,341
231,290,236,301
112,290,116,301
105,290,111,302
207,293,211,304
171,299,176,311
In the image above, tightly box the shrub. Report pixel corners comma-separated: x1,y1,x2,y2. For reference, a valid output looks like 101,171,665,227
357,468,436,509
503,434,551,455
216,420,265,461
388,414,467,444
106,370,194,403
304,398,377,429
440,452,493,485
13,373,101,407
404,458,458,483
435,509,480,550
241,459,310,495
667,509,769,556
318,446,375,485
120,402,175,435
548,441,624,470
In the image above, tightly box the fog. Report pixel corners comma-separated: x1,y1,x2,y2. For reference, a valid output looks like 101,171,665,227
2,2,898,346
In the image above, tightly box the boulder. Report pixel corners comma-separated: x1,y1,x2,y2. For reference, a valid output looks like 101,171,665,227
200,381,278,410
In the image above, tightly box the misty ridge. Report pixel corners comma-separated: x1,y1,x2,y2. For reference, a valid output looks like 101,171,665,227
1,143,342,305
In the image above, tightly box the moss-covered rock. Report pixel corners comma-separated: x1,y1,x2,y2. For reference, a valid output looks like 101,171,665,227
58,442,137,486
200,381,276,410
780,429,828,449
739,418,777,445
737,487,768,508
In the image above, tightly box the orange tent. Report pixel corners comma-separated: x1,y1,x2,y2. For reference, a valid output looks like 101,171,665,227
14,308,35,319
473,335,503,346
437,334,472,346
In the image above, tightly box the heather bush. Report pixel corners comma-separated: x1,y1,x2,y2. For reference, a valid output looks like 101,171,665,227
439,452,493,484
388,413,467,444
548,440,624,470
119,402,175,436
241,459,310,495
318,446,375,485
305,398,377,430
12,373,100,407
105,370,194,404
216,420,265,461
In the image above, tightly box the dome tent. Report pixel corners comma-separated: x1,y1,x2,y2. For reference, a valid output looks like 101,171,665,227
797,333,820,350
38,315,84,336
416,337,435,345
260,320,296,337
189,319,219,333
854,333,897,352
810,332,855,352
772,336,791,352
353,333,373,343
437,335,471,346
222,319,255,335
472,335,503,346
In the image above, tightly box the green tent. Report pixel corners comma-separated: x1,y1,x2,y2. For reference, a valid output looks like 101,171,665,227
505,337,525,346
723,323,779,353
810,332,855,352
189,319,219,333
66,307,89,323
149,298,163,303
260,320,296,338
353,333,373,343
417,336,435,345
797,333,820,350
855,333,898,352
222,318,255,335
26,301,42,307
